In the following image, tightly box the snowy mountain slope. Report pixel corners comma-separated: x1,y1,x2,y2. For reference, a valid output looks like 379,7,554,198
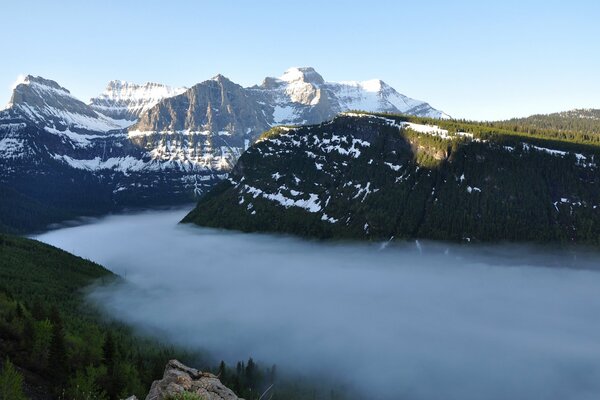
0,76,222,230
249,67,449,125
5,75,132,134
90,81,187,120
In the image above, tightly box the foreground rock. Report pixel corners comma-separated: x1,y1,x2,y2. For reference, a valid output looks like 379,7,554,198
144,359,243,400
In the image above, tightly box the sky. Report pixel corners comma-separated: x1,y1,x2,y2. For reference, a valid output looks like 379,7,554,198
1,0,599,120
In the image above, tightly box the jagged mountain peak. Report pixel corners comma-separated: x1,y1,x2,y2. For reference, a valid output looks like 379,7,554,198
278,67,325,85
211,73,234,83
90,79,186,120
17,75,70,93
8,75,75,110
4,74,132,133
102,80,179,91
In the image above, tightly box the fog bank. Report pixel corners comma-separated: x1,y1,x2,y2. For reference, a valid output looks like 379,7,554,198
36,209,600,400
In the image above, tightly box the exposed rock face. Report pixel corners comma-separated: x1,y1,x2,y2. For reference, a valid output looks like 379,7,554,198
145,360,242,400
90,81,187,120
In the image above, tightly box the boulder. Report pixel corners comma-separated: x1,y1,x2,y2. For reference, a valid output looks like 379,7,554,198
145,359,243,400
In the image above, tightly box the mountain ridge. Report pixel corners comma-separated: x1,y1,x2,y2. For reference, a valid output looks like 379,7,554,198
183,112,600,244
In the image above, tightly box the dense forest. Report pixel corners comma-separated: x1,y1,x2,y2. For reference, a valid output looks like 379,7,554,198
0,235,348,400
492,108,600,136
184,112,600,244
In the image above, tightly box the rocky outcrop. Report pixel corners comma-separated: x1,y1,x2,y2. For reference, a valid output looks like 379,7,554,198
145,360,242,400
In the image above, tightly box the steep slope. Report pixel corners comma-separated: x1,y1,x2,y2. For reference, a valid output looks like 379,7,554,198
5,75,132,133
90,80,187,120
183,113,600,244
131,75,271,172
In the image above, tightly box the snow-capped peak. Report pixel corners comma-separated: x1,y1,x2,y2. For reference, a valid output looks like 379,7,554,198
18,75,75,96
4,74,133,133
252,67,448,122
90,80,186,120
279,67,325,85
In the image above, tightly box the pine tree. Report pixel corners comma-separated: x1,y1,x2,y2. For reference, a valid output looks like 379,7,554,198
103,332,116,375
245,358,256,390
0,358,27,400
48,307,68,383
218,360,227,381
31,300,46,321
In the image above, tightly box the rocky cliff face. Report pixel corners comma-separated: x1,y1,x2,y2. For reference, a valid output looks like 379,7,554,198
90,81,187,120
137,360,242,400
130,75,272,171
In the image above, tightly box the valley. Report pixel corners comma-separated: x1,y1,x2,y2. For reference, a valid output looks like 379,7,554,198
33,208,600,400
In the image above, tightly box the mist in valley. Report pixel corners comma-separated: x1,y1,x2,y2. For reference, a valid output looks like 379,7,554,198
35,209,600,400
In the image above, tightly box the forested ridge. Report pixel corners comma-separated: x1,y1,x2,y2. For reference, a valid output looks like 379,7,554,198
185,112,600,244
492,108,600,137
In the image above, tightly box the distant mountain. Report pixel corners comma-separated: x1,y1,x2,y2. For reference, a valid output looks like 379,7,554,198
89,80,187,120
5,75,131,133
250,67,449,125
0,69,448,232
494,108,600,135
128,67,447,173
183,112,600,244
0,76,221,232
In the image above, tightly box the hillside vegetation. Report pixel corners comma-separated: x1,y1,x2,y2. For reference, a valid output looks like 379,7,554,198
492,108,600,137
184,112,600,244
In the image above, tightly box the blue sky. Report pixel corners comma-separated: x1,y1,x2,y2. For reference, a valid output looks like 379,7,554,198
1,0,599,120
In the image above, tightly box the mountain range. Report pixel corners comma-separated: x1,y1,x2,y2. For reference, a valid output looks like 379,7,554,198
0,68,446,232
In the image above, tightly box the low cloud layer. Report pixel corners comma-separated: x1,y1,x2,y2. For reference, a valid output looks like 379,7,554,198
37,209,600,400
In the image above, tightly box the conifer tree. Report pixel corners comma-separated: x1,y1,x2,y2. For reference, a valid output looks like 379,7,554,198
0,358,27,400
48,307,68,383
